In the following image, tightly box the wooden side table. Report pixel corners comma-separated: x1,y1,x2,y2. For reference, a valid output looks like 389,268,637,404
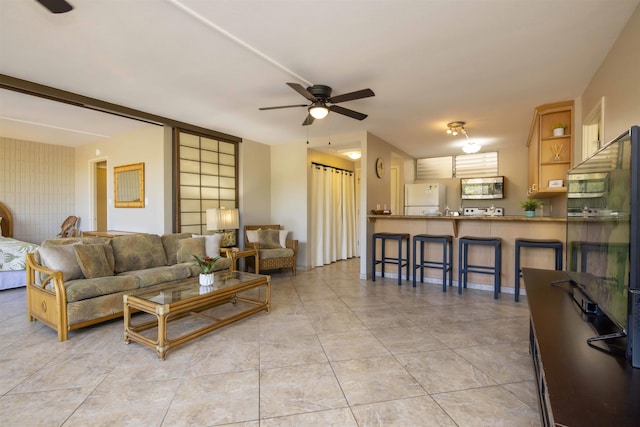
222,247,259,273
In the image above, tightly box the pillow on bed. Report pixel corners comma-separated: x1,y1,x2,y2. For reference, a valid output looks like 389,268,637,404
74,244,114,279
39,243,83,281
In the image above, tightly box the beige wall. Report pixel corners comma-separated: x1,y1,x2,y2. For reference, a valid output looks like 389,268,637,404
0,137,74,244
74,124,168,234
238,138,271,230
582,4,640,143
271,141,308,266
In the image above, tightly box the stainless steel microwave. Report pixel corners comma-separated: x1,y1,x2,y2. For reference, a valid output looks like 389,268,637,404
460,176,505,199
567,172,608,198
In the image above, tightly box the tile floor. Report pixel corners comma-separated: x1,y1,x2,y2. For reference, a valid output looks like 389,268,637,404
0,259,541,426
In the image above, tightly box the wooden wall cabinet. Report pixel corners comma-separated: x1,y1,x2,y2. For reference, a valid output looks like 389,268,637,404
527,101,573,198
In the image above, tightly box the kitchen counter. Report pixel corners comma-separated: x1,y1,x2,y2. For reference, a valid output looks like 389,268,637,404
368,214,566,237
368,214,567,296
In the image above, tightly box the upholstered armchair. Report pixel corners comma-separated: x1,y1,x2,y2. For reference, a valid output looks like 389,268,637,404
244,225,298,275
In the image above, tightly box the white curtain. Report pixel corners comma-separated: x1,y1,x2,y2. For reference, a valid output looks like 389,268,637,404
310,164,357,267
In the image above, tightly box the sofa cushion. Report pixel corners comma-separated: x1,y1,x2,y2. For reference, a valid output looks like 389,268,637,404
41,237,109,246
119,264,191,288
74,243,114,279
257,229,282,249
39,244,83,281
161,233,192,265
259,248,295,260
176,237,206,264
63,275,140,303
111,234,168,274
191,234,222,258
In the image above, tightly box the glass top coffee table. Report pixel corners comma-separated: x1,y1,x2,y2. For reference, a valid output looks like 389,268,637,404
123,270,270,359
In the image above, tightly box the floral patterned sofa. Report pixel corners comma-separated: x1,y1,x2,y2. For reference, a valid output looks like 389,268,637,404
25,232,231,341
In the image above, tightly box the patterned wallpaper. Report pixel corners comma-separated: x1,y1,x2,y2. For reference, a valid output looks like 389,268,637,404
0,137,75,244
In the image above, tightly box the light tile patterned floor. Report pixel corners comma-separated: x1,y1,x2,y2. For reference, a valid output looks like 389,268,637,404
0,259,541,426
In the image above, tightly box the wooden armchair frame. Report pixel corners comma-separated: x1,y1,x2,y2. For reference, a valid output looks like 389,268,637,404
244,225,298,275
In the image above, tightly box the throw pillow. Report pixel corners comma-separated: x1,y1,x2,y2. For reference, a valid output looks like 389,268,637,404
39,243,83,281
177,237,206,263
191,234,222,258
74,244,114,279
103,242,115,272
246,229,259,243
257,229,282,249
279,230,288,248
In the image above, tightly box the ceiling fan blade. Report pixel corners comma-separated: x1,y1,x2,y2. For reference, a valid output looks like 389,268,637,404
259,104,307,111
302,113,315,126
327,88,375,104
329,105,368,121
35,0,74,13
287,83,317,102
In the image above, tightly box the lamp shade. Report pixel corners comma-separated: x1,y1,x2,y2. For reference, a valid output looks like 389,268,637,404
206,208,239,231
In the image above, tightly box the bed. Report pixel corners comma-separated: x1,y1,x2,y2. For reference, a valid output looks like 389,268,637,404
1,202,39,290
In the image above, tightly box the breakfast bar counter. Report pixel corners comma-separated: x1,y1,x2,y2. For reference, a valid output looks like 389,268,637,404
368,214,567,297
368,214,566,237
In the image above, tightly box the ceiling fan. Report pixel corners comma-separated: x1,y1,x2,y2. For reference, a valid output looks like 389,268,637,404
35,0,73,13
260,83,375,126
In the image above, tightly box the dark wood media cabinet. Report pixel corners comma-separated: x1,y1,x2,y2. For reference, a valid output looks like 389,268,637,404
522,268,640,426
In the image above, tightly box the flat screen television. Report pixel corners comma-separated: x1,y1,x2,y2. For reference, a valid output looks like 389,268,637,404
566,125,639,367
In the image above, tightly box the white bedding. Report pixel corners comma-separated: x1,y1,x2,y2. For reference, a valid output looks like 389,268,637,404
0,237,38,290
0,237,39,271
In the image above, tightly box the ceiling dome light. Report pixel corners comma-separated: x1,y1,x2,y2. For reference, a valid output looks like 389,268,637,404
462,141,481,154
347,151,361,160
309,104,329,119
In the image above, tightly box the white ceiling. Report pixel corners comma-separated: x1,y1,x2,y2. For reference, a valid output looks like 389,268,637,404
0,0,637,158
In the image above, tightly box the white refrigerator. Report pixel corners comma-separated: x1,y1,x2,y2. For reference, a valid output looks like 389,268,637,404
404,183,446,215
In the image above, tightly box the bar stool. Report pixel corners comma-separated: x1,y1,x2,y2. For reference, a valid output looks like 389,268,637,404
515,238,562,302
412,234,453,291
372,232,410,285
458,236,502,299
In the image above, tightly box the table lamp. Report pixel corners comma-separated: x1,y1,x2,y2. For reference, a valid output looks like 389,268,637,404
206,208,239,247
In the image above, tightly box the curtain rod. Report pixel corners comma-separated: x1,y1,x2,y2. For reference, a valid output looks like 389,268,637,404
311,162,354,174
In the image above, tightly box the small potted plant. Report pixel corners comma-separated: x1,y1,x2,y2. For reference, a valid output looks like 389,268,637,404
552,123,566,137
520,198,542,217
193,255,221,286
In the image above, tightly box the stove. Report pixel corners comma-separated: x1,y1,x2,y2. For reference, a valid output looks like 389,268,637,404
463,207,504,216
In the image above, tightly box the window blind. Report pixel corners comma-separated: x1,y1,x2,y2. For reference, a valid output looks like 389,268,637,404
454,152,498,178
416,156,453,180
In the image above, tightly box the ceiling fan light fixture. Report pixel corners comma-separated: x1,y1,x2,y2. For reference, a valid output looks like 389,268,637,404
309,104,329,119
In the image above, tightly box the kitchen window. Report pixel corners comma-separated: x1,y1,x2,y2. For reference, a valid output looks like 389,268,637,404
416,152,498,180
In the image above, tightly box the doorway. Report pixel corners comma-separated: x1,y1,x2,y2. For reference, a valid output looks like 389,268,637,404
95,161,107,231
